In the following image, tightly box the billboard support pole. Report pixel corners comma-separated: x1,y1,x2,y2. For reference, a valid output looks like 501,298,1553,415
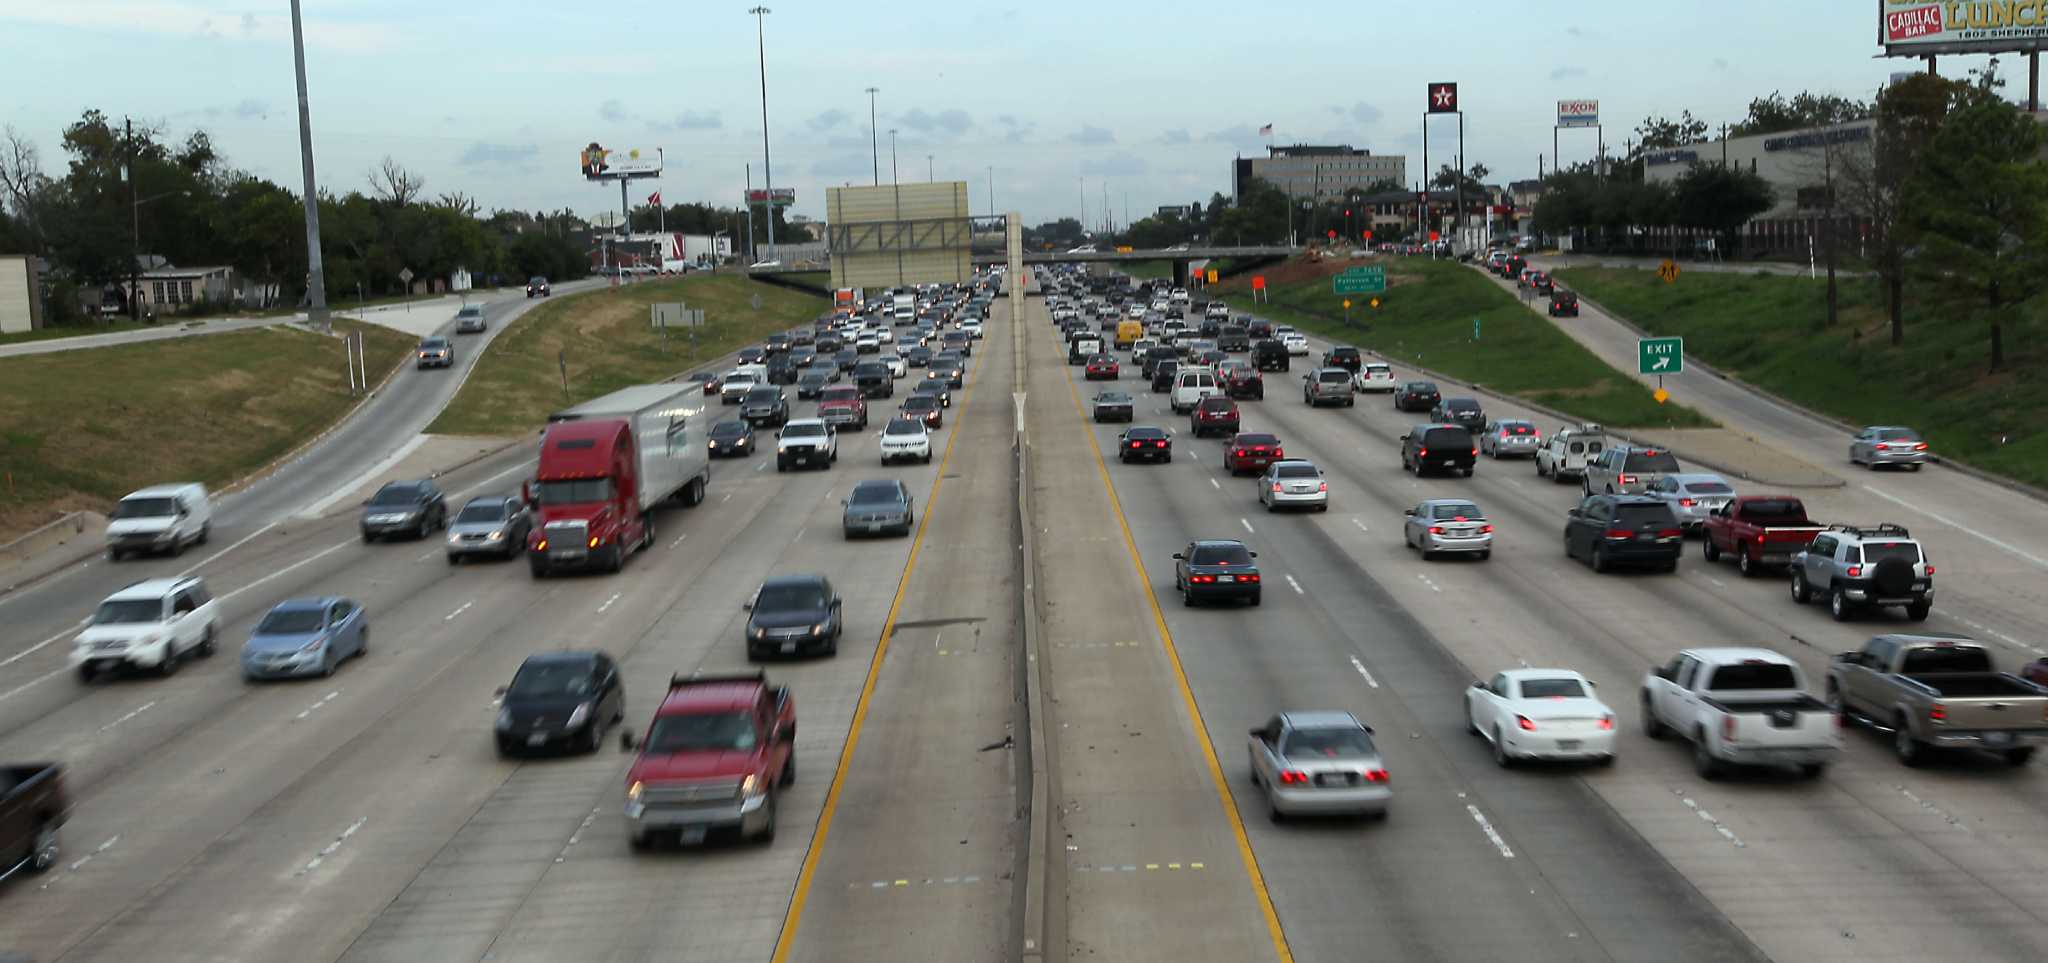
1420,112,1429,247
1552,126,1558,182
745,163,755,263
2031,51,2040,111
1455,110,1465,254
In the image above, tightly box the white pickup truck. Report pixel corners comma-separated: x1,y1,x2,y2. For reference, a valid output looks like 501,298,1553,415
1641,647,1841,780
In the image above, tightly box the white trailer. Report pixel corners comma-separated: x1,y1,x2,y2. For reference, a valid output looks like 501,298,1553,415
547,383,711,510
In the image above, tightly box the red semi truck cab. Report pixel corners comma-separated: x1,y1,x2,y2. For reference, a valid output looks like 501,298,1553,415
527,384,711,578
621,671,795,850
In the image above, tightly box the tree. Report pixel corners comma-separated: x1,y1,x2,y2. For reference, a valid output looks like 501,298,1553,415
1732,91,1871,137
1214,177,1289,245
1669,165,1773,255
0,124,52,252
436,192,480,217
1633,111,1711,152
1429,162,1489,195
1900,98,2048,372
368,156,425,206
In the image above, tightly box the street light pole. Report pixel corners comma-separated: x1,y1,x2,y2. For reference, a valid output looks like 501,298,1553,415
865,87,880,186
927,154,934,182
889,129,898,184
749,6,776,262
289,0,330,331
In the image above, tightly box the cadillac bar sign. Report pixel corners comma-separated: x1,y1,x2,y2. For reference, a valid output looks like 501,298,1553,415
1882,0,2048,49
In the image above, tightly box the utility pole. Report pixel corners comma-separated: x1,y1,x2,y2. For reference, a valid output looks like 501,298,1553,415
987,165,995,217
927,154,934,182
749,6,776,262
126,116,139,323
889,129,898,184
865,87,880,186
290,0,330,331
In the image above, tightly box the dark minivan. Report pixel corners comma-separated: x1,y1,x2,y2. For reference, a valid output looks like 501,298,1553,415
745,574,844,659
495,650,626,756
1400,425,1477,477
1563,495,1684,573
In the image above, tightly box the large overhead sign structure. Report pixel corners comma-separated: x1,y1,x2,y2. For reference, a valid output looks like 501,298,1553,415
581,144,663,181
827,182,974,289
1879,0,2048,54
1557,99,1600,128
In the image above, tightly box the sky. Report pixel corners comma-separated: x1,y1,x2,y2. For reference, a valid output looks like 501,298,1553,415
0,1,2013,229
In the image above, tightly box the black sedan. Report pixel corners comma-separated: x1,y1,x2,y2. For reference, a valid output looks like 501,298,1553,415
1172,539,1261,606
1093,390,1135,423
746,574,843,659
706,419,757,457
1394,381,1441,412
494,650,624,756
1117,426,1173,463
915,377,953,408
738,345,768,365
907,346,935,367
1430,397,1486,433
681,371,722,396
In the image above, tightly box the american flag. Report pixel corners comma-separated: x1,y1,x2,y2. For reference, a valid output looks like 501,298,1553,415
1258,124,1273,136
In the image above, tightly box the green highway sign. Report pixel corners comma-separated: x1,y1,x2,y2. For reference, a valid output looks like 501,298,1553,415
1638,336,1683,374
1333,266,1385,295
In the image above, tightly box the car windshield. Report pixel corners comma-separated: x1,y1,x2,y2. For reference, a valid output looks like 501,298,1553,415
1421,428,1470,448
421,338,447,349
535,478,612,505
112,497,178,519
757,583,829,611
884,419,923,436
1430,502,1483,520
1235,434,1277,446
1519,678,1587,698
1860,541,1922,564
744,388,779,402
1706,662,1799,691
647,711,757,753
1682,481,1734,494
455,501,507,523
257,608,326,634
1282,726,1376,758
1190,544,1253,565
1275,464,1319,479
711,421,749,437
370,486,421,506
457,307,481,318
904,396,937,410
93,599,163,624
1613,504,1677,528
1318,371,1349,383
850,484,903,507
1876,428,1919,441
1447,399,1478,410
1624,450,1681,472
785,423,826,438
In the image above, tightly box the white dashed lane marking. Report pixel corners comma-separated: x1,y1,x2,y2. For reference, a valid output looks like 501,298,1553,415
1348,656,1380,689
296,817,367,876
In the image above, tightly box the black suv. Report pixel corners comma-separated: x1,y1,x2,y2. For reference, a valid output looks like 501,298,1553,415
853,361,894,399
1251,339,1291,372
1393,381,1441,412
740,386,789,427
494,650,625,756
1400,424,1476,477
1218,325,1251,352
1323,346,1364,373
1141,346,1181,379
1149,360,1180,393
745,574,844,659
1563,495,1683,573
1548,289,1579,317
1430,397,1486,433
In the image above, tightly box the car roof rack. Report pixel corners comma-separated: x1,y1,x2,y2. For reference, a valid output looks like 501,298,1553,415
671,670,766,689
1824,523,1911,538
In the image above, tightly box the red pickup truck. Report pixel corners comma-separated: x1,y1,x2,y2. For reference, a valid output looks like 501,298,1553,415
621,672,794,850
1702,495,1825,577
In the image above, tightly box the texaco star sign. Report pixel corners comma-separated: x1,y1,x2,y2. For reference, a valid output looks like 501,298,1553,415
1428,82,1458,113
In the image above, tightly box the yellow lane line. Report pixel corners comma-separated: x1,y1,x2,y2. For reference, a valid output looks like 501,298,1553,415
1048,316,1295,963
771,321,996,962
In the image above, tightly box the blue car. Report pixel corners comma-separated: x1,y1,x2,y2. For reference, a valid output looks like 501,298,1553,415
241,597,368,681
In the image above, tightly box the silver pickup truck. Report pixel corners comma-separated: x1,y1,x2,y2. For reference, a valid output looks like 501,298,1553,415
1827,633,2048,767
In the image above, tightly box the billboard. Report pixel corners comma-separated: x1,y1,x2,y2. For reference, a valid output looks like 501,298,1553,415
580,143,662,180
1880,0,2048,52
1557,99,1600,128
745,188,796,207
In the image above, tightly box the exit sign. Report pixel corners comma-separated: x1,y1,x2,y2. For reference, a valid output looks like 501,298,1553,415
1638,337,1683,374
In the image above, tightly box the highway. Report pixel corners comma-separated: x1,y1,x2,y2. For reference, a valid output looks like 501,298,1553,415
5,266,2048,963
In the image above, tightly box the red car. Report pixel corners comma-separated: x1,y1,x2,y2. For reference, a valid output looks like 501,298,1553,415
1224,432,1284,475
1084,354,1120,380
1219,363,1264,400
817,385,869,431
1189,396,1241,438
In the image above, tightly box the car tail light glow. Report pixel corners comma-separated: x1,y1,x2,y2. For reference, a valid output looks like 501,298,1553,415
1155,440,1168,448
1604,529,1633,540
1925,563,1934,574
1362,769,1389,783
1318,481,1328,492
1846,566,1861,577
1272,483,1284,493
1597,716,1614,730
1722,715,1737,740
1418,447,1428,457
1929,703,1947,722
1130,441,1143,448
1278,770,1310,785
1658,528,1683,539
1236,449,1247,457
1471,447,1479,456
1914,442,1928,451
1516,715,1537,731
1875,443,1890,451
1481,524,1494,533
1429,526,1443,535
1678,498,1695,507
1619,474,1636,485
1192,574,1215,583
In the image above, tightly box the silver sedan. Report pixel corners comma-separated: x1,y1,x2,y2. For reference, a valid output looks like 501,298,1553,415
1258,459,1328,512
1403,499,1493,560
1248,711,1390,821
1643,473,1734,531
1849,425,1928,470
1479,419,1542,459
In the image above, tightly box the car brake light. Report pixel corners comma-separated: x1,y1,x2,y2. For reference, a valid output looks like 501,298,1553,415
1236,449,1248,457
1929,703,1947,723
1875,443,1889,451
1418,447,1429,457
1846,566,1861,577
1658,528,1683,538
1516,715,1537,731
1278,770,1310,785
1604,529,1632,540
1722,715,1736,740
1924,563,1934,575
1481,524,1494,533
1597,716,1614,730
1241,573,1260,583
1155,440,1168,448
1678,498,1695,507
1130,441,1143,448
1428,526,1443,535
1362,769,1389,783
1471,447,1479,456
1755,533,1765,545
1619,474,1636,484
1914,442,1928,451
1271,482,1284,493
1318,481,1328,492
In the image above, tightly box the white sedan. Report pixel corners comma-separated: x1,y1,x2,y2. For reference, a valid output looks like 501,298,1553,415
880,354,908,378
878,417,933,465
1464,669,1616,768
1281,333,1310,356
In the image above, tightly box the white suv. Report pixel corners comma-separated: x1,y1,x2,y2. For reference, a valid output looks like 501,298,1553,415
71,576,222,681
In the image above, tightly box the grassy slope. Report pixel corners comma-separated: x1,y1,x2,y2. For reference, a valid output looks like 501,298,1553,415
1119,260,1173,280
1556,267,2047,488
1209,258,1713,430
0,319,412,538
427,274,828,436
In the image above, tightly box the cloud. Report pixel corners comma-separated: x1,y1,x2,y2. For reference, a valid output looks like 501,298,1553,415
1345,101,1384,125
809,153,876,179
1079,153,1147,177
1201,124,1268,153
1161,129,1191,144
0,1,398,53
825,134,873,150
599,99,628,123
651,110,722,131
459,142,540,167
1067,125,1116,146
1549,66,1586,81
808,108,851,132
1712,57,1730,70
898,107,973,136
995,114,1036,144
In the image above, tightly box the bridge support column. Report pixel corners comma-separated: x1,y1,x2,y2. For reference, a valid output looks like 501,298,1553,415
1172,259,1191,288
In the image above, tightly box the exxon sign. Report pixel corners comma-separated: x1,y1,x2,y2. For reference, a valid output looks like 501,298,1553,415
1557,100,1600,129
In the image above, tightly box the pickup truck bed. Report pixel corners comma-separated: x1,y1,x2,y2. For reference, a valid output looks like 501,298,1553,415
1903,673,2042,698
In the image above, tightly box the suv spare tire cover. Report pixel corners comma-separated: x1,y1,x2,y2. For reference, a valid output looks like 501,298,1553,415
1872,556,1915,595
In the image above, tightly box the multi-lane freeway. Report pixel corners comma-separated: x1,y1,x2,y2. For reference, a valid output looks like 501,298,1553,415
4,264,2048,963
